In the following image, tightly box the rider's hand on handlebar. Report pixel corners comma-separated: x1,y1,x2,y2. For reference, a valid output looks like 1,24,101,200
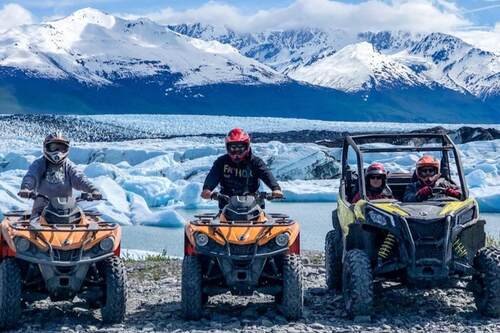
201,189,212,200
445,188,461,199
18,189,33,199
91,190,103,200
272,190,284,199
416,186,432,200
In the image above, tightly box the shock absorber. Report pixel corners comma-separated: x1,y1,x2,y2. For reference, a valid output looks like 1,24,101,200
453,239,468,258
378,233,397,259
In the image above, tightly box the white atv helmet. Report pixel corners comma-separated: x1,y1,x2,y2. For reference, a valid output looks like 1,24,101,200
43,132,70,165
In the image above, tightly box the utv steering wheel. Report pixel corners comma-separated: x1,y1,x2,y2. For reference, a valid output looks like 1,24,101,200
427,186,459,202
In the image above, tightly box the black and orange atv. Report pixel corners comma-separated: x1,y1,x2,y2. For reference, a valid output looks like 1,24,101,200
181,192,303,320
0,192,127,329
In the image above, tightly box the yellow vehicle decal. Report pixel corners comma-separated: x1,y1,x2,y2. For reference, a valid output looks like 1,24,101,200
439,198,476,216
372,203,410,217
337,198,355,236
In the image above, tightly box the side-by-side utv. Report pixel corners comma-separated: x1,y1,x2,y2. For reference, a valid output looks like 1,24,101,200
325,133,499,318
182,192,303,320
0,193,127,329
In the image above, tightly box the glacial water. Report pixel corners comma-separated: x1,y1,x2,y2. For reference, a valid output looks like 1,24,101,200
121,202,500,257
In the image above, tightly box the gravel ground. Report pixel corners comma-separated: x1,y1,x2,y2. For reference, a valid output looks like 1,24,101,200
9,252,500,333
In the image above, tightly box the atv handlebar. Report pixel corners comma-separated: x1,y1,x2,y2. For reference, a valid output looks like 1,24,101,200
78,192,106,202
24,191,104,202
210,191,282,201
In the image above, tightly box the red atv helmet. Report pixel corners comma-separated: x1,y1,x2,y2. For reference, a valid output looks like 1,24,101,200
416,155,441,185
225,128,250,162
366,162,387,177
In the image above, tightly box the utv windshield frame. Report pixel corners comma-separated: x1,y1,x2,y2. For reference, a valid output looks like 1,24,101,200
341,133,469,201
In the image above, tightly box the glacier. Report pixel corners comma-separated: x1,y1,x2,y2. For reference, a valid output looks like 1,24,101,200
1,124,500,227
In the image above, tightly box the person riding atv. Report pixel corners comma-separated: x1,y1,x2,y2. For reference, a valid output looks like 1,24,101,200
352,162,393,203
403,155,461,202
200,128,283,205
17,132,102,219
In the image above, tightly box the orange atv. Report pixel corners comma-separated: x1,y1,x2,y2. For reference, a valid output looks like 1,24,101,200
182,192,303,321
0,192,127,329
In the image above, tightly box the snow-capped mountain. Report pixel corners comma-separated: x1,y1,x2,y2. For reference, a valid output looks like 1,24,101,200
169,24,352,74
0,8,498,122
170,24,500,99
0,8,284,87
289,42,430,92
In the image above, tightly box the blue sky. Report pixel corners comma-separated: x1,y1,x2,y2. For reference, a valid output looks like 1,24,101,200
1,0,498,28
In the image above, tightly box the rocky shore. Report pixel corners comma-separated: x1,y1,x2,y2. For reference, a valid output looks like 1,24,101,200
11,251,500,333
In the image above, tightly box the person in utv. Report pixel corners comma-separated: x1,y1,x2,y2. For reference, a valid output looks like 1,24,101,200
18,132,102,220
403,155,461,202
201,128,283,208
352,162,393,203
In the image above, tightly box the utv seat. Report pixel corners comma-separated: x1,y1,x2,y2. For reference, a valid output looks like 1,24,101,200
386,172,414,201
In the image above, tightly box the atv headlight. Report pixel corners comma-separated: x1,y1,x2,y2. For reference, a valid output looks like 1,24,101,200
195,233,209,247
457,207,475,225
15,237,31,252
367,209,394,227
275,233,290,247
99,238,114,252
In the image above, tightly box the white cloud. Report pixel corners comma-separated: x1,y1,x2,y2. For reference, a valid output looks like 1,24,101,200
0,3,34,32
121,0,473,33
455,23,500,54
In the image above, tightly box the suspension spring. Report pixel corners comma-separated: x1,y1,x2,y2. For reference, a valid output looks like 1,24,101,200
378,233,397,259
453,239,468,258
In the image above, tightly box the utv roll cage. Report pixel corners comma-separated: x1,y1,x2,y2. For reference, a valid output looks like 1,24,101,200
342,133,469,201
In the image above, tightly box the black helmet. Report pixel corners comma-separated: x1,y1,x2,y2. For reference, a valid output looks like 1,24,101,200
43,132,70,165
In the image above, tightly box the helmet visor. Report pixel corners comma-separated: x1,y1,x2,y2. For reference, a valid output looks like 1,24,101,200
46,142,69,153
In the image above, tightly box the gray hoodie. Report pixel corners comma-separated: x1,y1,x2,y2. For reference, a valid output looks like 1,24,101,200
21,157,97,216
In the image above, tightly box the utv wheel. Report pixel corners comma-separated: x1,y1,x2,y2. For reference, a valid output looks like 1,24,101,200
325,212,343,291
100,256,127,324
181,256,204,320
0,259,22,329
342,249,373,318
279,254,303,320
473,247,500,317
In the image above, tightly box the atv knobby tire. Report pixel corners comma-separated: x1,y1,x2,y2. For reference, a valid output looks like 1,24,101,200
181,255,204,320
100,256,127,323
473,247,500,317
325,211,343,291
342,249,373,317
280,254,303,320
0,259,22,329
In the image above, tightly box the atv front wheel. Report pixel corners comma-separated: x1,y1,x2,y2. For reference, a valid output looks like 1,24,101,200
100,256,127,323
342,249,373,318
473,247,500,317
181,256,204,320
279,254,303,320
0,259,22,329
325,212,343,291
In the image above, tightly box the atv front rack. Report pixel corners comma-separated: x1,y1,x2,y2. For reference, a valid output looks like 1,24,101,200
191,213,294,227
9,221,119,232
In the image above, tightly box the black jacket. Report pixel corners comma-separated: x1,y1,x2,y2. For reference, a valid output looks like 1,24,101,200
203,153,281,195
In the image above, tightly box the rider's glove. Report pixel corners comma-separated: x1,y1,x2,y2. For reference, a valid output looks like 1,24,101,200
272,190,284,199
201,189,212,200
416,186,432,201
91,190,103,200
18,189,33,199
445,188,461,198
